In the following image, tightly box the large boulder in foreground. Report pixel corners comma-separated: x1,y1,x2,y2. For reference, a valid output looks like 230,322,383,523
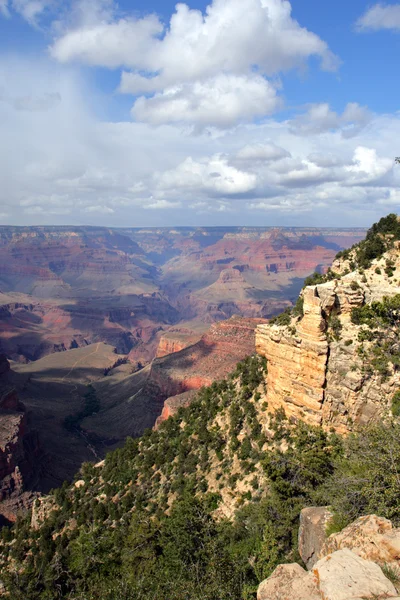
312,548,397,600
298,506,333,569
320,514,400,566
257,563,319,600
257,547,398,600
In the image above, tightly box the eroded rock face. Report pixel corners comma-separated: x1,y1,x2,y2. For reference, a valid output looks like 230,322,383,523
256,288,329,425
258,549,398,600
256,246,400,433
298,507,333,569
313,548,397,600
0,355,41,522
258,511,400,600
156,331,201,358
154,316,266,427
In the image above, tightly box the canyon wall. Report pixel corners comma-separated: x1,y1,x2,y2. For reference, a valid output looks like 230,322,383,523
153,316,266,427
0,355,41,522
256,244,400,433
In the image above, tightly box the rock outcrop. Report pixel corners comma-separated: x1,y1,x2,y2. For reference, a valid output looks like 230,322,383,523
256,244,400,433
258,550,398,600
156,331,201,358
259,511,400,600
298,506,333,569
320,515,400,567
0,355,41,522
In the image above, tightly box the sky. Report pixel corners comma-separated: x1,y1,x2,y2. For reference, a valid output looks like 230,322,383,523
0,0,400,227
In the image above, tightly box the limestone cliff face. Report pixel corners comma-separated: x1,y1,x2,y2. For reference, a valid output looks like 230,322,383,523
256,245,400,433
256,287,328,425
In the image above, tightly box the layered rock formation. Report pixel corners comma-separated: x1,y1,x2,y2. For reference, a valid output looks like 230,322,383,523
256,243,400,433
153,316,266,427
0,225,365,363
156,330,201,358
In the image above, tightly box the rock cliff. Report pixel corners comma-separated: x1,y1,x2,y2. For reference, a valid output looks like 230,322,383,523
153,316,266,427
256,242,400,433
0,355,41,522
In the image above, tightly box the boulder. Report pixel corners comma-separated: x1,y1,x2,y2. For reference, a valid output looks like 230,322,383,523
312,548,397,600
321,514,400,566
257,563,320,600
298,506,333,569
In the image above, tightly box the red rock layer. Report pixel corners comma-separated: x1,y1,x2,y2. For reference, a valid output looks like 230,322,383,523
153,316,267,427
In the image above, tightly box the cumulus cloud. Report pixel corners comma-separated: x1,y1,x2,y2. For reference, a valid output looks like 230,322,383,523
51,14,163,67
131,74,281,129
235,143,290,162
50,0,338,74
47,0,339,128
1,55,400,227
356,3,400,32
290,102,372,137
345,146,393,184
156,155,257,196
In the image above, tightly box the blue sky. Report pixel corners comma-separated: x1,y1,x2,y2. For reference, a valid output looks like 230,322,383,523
0,0,400,227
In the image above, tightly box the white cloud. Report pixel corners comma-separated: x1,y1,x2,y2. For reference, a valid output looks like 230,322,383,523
345,146,393,184
0,0,9,17
235,142,290,162
131,74,281,129
50,0,338,75
84,205,114,214
356,3,400,32
156,155,257,196
51,14,163,67
146,199,182,210
290,102,372,137
47,0,338,128
1,55,400,227
11,0,53,25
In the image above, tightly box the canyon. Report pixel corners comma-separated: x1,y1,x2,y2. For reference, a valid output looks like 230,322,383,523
0,225,365,363
0,225,365,516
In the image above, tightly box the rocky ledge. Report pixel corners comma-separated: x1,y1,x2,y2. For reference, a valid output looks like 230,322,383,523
256,243,400,433
258,511,400,600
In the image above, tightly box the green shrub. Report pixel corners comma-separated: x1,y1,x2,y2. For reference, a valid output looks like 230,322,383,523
269,308,291,326
392,391,400,417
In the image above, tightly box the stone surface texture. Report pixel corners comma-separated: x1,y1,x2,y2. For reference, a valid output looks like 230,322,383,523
259,512,400,600
256,245,400,433
298,506,333,569
321,514,400,566
257,563,320,600
312,548,397,600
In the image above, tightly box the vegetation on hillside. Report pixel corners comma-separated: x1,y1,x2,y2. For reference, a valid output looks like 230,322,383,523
63,385,100,432
1,351,400,599
351,294,400,380
336,213,400,269
2,215,400,599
